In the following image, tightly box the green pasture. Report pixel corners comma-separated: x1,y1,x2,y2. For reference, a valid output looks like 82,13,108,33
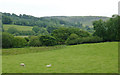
2,42,118,73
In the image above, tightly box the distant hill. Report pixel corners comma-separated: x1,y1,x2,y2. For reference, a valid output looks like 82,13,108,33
44,16,109,26
2,12,109,33
2,12,109,27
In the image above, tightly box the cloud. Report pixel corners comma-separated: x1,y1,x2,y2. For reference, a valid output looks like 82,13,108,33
0,0,119,17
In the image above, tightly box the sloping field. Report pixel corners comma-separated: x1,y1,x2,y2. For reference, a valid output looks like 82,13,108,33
3,24,33,31
2,42,118,73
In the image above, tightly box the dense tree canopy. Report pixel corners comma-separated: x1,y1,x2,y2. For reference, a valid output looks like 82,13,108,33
52,27,90,44
39,35,57,46
93,15,119,41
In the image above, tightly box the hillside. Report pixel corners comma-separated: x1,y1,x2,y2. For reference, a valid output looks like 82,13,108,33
2,13,109,27
46,16,109,26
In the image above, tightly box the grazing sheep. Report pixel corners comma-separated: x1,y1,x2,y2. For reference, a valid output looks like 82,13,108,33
46,64,51,67
20,63,25,67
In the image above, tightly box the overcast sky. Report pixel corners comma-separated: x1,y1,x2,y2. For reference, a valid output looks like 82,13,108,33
0,0,119,17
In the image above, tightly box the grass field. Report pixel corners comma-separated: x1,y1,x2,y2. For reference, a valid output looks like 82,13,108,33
2,42,118,73
3,24,33,31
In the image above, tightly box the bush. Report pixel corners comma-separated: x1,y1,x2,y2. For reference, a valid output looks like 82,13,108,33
29,36,42,47
39,35,57,46
65,33,80,45
13,37,27,48
2,32,14,48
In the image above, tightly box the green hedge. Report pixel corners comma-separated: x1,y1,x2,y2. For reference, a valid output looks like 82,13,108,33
81,36,103,43
66,36,103,45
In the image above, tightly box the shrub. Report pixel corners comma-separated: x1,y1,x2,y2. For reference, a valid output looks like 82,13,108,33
29,36,42,47
13,37,27,48
65,33,80,45
2,32,14,48
39,35,57,46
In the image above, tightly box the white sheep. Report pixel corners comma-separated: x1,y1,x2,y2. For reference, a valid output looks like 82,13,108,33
20,63,25,67
46,64,51,67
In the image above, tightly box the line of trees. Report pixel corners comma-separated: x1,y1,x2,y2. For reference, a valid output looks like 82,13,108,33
3,27,102,48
